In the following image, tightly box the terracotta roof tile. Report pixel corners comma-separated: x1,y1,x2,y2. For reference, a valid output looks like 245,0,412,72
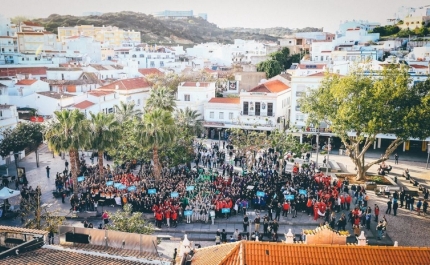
0,225,48,235
73,100,95,110
191,242,240,265
191,241,430,265
138,68,163,76
16,79,38,85
410,64,428,69
98,77,151,90
22,21,42,27
88,90,115,97
249,80,289,93
208,97,240,104
0,67,47,77
4,247,151,265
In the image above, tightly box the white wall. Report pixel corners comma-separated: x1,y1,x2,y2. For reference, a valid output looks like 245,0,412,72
47,69,83,80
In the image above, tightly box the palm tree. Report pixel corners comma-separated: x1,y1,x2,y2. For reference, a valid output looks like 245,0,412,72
175,107,203,137
87,112,121,176
145,86,176,112
44,109,87,194
114,101,142,123
138,109,175,181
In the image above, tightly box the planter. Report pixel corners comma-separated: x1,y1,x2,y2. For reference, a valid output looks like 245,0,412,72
335,174,393,186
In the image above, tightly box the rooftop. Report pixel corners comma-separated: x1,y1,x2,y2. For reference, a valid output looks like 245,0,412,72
190,241,430,265
208,97,240,104
0,67,47,77
138,68,163,76
16,79,38,86
181,82,212,88
248,79,290,93
99,77,151,91
87,90,115,97
73,100,95,110
36,91,75,99
0,104,15,110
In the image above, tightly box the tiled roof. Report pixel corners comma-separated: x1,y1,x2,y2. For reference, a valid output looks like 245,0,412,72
410,64,428,69
37,91,75,99
208,97,240,104
22,21,42,27
99,77,151,90
16,79,38,85
138,68,163,76
203,68,217,73
4,247,149,265
191,242,240,265
87,90,115,97
182,82,211,87
80,72,102,85
0,104,14,109
0,225,48,235
249,80,289,93
73,100,95,110
0,67,47,77
191,241,430,265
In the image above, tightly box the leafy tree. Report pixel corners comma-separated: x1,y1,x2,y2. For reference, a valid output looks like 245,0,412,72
371,25,400,36
137,109,176,180
269,129,311,160
44,110,88,194
16,123,44,167
145,86,176,112
299,67,430,180
271,47,290,70
256,59,282,79
175,107,203,138
114,101,142,123
106,204,154,234
146,72,185,93
87,112,121,176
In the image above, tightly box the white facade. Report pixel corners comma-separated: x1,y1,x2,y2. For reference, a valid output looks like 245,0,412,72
9,79,49,96
337,20,381,36
0,104,19,132
114,45,176,69
63,36,102,63
46,67,84,80
204,98,241,128
176,81,216,116
406,44,430,62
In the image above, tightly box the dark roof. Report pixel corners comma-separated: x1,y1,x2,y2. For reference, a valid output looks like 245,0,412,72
36,92,75,99
3,247,151,265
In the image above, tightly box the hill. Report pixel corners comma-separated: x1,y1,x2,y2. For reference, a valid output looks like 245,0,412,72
226,27,323,37
31,11,279,44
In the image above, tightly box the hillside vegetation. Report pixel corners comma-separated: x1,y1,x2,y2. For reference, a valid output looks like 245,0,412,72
31,11,279,44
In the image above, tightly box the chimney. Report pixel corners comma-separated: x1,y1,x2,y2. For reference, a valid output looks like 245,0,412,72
394,241,399,247
357,231,367,246
284,229,294,244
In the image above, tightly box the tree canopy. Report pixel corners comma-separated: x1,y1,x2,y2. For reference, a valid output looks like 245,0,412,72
256,47,300,78
106,204,154,234
299,66,430,180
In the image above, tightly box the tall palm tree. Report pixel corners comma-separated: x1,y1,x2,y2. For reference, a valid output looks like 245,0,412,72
145,86,176,112
175,107,203,137
44,109,87,194
114,101,142,123
87,112,121,176
138,109,175,180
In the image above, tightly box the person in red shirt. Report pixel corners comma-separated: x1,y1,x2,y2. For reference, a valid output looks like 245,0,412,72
165,208,171,228
171,210,178,228
374,204,380,222
306,199,313,216
155,211,163,228
283,201,290,217
345,194,352,210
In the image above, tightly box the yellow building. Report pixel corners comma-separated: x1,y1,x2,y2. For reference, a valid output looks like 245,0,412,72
57,25,141,46
399,15,430,30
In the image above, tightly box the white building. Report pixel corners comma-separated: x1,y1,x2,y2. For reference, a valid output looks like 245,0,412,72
63,36,102,63
337,20,381,36
114,45,176,69
176,81,216,116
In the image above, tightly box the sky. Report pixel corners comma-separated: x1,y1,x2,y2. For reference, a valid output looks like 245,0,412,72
2,0,430,32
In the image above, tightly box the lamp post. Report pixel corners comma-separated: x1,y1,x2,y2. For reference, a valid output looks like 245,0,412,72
426,143,430,169
315,132,320,168
217,128,221,148
325,137,332,176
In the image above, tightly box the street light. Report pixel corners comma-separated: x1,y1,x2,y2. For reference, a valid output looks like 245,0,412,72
315,132,320,168
325,137,332,176
426,143,430,169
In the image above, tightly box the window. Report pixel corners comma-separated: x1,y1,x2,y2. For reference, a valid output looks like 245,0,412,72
184,94,190,101
296,91,305,97
243,101,248,115
150,61,155,67
296,114,304,121
267,103,273,117
219,112,224,119
229,112,233,119
210,112,214,119
255,102,261,116
137,99,141,105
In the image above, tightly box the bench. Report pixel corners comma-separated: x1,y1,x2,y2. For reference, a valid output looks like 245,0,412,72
328,161,341,172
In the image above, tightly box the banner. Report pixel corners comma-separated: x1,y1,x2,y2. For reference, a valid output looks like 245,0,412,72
256,191,265,197
171,192,179,198
186,186,195,191
299,189,307,196
222,208,231,213
285,195,294,201
147,189,156,194
184,210,193,216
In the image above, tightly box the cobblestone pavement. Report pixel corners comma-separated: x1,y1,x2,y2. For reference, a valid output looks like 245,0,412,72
0,142,429,247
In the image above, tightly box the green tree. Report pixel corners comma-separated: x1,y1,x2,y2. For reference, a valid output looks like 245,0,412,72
114,101,142,123
87,112,121,176
0,128,27,171
146,72,186,93
106,204,154,234
269,129,311,160
145,86,176,112
44,109,88,193
299,67,430,180
256,59,282,79
175,107,203,138
138,109,175,180
16,122,44,167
